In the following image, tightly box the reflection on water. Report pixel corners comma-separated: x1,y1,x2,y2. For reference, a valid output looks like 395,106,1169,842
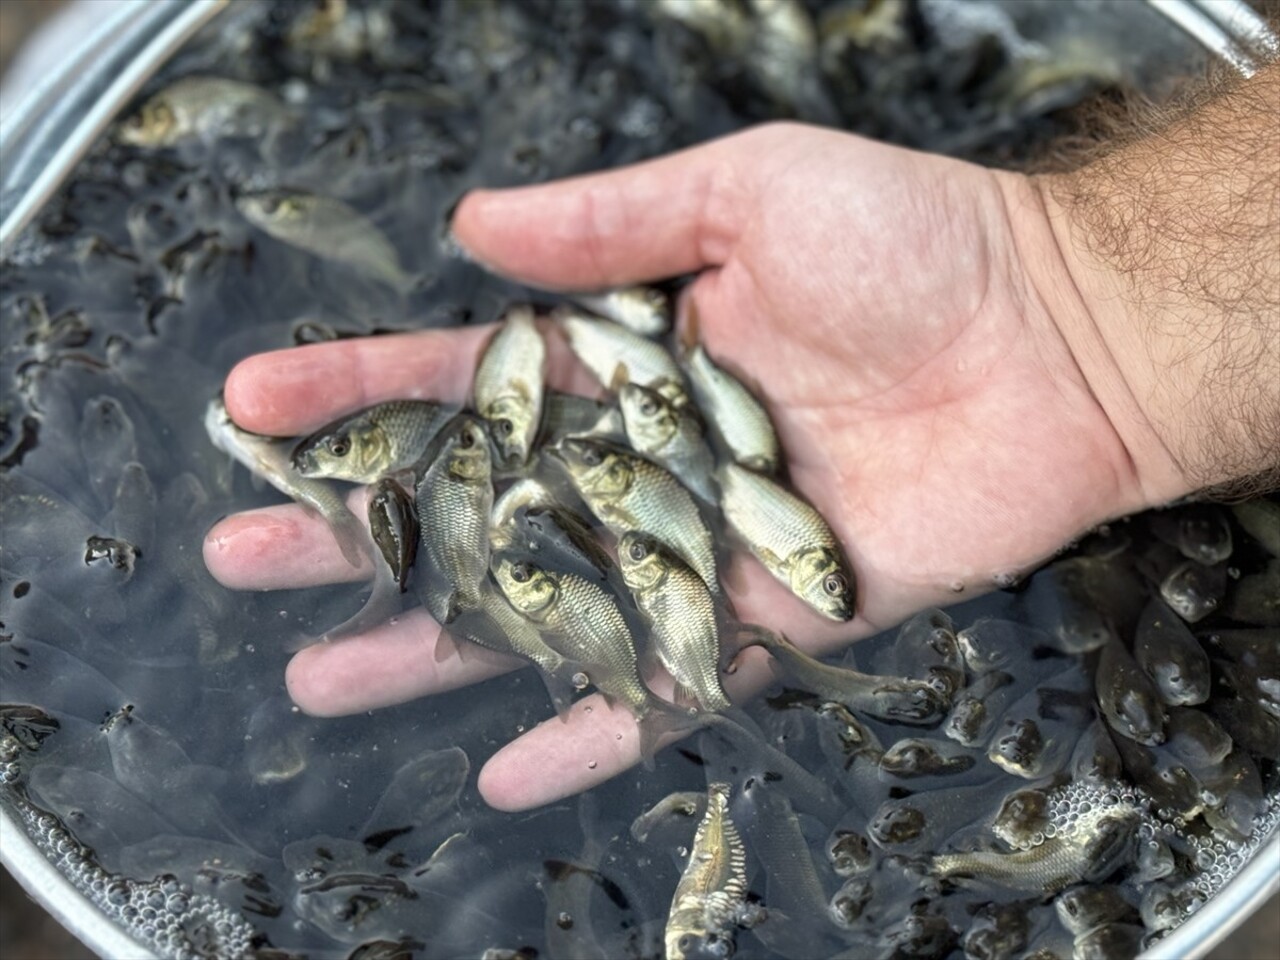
0,2,1276,958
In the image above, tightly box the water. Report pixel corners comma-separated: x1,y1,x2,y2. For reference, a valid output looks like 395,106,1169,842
1,1,1276,958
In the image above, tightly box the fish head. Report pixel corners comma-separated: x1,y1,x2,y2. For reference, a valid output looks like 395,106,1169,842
118,97,177,146
292,415,389,480
1111,687,1166,746
549,437,631,498
619,382,678,447
442,416,493,483
617,531,670,592
483,394,537,467
991,788,1049,847
491,554,557,618
789,547,855,621
989,719,1046,778
1149,657,1210,707
666,927,732,960
236,191,309,230
827,830,872,877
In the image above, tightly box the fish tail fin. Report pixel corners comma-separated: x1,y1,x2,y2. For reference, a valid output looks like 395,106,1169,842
609,362,631,391
638,699,707,767
536,668,577,722
679,298,702,357
434,626,463,663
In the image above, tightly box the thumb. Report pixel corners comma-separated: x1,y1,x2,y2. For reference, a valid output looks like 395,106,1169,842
450,128,762,290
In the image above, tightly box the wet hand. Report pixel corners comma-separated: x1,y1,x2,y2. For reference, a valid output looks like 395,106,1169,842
206,124,1166,811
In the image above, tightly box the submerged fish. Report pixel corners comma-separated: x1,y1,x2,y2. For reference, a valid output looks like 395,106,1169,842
746,630,948,725
236,191,414,293
1150,505,1233,566
473,307,546,468
631,791,706,844
618,531,729,713
718,463,854,620
203,395,365,566
292,400,451,483
1054,885,1138,936
618,381,717,504
415,415,493,622
933,800,1139,893
1096,640,1166,746
550,437,719,595
1133,599,1211,706
665,783,751,960
570,286,671,337
117,76,290,147
681,311,780,473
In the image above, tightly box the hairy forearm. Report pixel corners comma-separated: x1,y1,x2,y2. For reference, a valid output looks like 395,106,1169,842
1032,61,1280,503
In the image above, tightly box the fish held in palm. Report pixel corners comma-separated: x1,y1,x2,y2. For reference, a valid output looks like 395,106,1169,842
570,286,671,337
618,379,718,504
236,190,415,293
665,782,753,960
549,436,720,596
473,306,546,468
203,394,365,567
553,306,687,404
415,415,493,623
292,400,452,483
680,307,780,474
618,531,729,713
718,462,854,620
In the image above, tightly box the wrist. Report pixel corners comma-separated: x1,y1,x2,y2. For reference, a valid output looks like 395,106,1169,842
994,171,1194,511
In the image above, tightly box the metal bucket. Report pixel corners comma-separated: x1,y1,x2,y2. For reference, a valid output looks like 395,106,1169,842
0,1,1275,957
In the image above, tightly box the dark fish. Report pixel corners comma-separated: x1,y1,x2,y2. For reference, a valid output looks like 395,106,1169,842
826,830,872,877
877,737,975,782
1150,504,1233,565
1072,923,1144,960
1054,885,1138,936
956,618,1047,675
991,788,1050,850
1231,500,1280,557
1133,598,1211,706
1096,639,1166,746
884,608,965,700
961,902,1029,960
944,671,1016,747
1024,556,1145,653
1160,561,1227,623
1225,559,1280,626
630,791,706,844
368,478,418,593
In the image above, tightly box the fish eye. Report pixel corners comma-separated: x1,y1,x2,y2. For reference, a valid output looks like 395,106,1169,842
628,540,648,562
497,419,514,437
328,436,350,457
581,446,602,466
824,573,847,595
259,195,280,215
459,428,476,448
511,561,533,583
638,396,658,416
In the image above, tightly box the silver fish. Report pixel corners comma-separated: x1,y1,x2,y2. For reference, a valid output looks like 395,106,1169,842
489,477,558,550
415,415,493,622
236,191,414,293
554,306,687,403
570,286,670,336
550,437,720,596
292,400,452,482
681,315,779,473
630,791,707,844
203,395,365,566
474,306,546,468
618,381,717,504
618,531,729,713
665,782,750,960
718,463,854,620
117,76,291,147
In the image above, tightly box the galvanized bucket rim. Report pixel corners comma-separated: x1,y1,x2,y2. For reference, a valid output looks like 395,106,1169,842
0,1,1275,958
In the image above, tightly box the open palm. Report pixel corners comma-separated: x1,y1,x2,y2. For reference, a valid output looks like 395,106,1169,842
206,124,1156,810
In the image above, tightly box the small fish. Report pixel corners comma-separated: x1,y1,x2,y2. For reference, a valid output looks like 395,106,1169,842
826,830,872,877
293,400,452,483
549,437,719,595
1027,556,1145,653
746,630,948,725
960,903,1029,960
1150,505,1233,565
1054,885,1138,936
117,76,290,147
618,381,717,504
718,463,854,620
1231,500,1280,557
877,738,974,781
618,531,729,713
747,0,839,123
885,608,964,700
933,800,1139,893
1133,599,1211,706
944,671,1015,746
1160,561,1226,623
1164,708,1233,770
1071,720,1124,782
681,309,779,473
368,478,417,593
665,783,751,960
504,503,618,593
415,415,493,622
956,618,1047,675
236,191,414,293
1096,640,1166,745
554,306,687,403
1072,924,1145,960
1225,558,1280,626
490,554,655,725
473,307,546,468
630,791,707,844
203,395,365,566
570,286,670,336
990,788,1050,849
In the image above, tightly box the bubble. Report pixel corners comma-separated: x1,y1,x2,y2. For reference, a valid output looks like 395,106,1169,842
587,760,597,769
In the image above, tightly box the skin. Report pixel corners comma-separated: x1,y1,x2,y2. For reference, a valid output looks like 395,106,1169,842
206,69,1279,812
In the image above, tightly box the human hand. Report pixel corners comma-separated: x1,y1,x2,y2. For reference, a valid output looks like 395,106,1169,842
204,123,1182,811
